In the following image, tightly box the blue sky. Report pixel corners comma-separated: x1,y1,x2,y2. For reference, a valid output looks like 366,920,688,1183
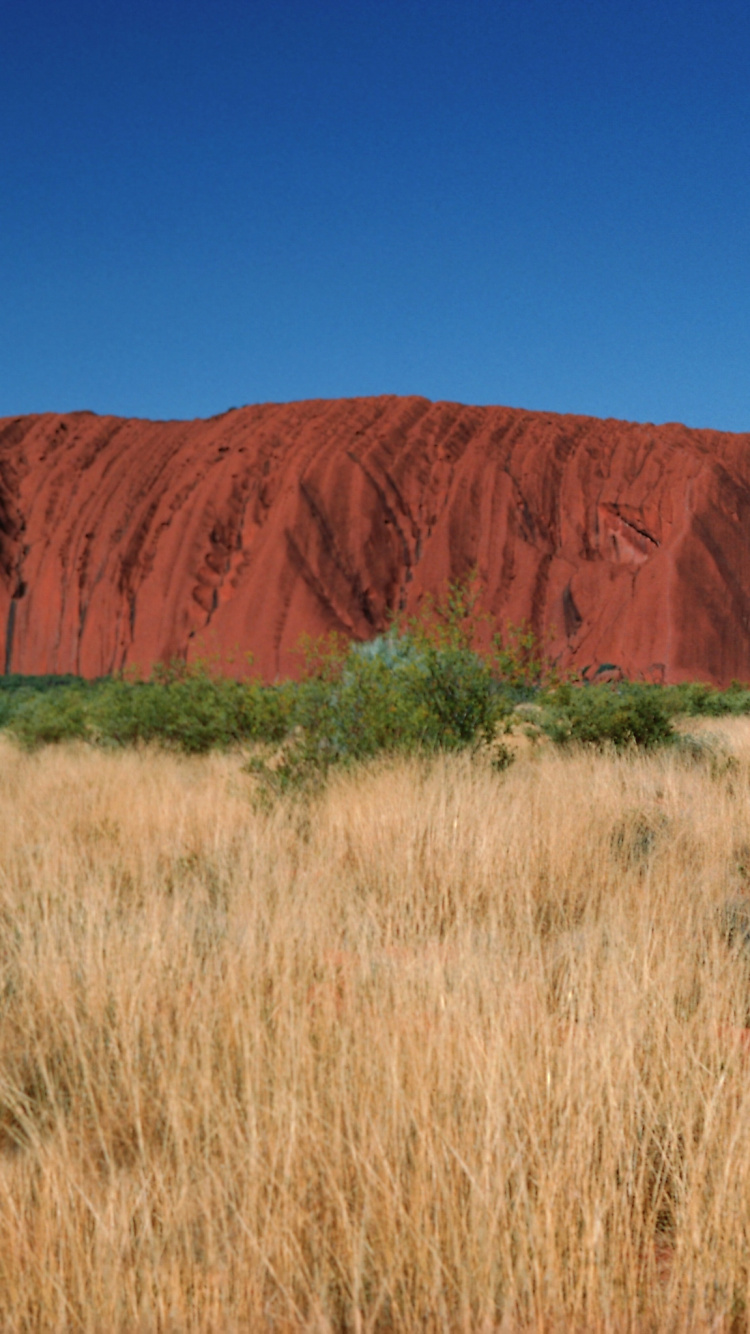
1,0,749,428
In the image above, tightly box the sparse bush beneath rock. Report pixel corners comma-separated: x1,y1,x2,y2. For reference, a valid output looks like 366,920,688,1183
4,577,750,765
8,686,89,748
89,663,291,754
538,682,675,750
247,634,512,796
663,679,750,716
4,663,292,754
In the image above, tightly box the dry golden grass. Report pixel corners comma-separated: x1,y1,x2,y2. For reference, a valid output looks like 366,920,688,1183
3,726,750,1329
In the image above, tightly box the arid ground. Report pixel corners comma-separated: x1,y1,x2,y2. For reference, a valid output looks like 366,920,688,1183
2,727,750,1329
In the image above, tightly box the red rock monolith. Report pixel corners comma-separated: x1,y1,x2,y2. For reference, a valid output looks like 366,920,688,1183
1,396,749,683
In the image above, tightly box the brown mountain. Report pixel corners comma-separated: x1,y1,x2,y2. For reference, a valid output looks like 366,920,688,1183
1,395,749,684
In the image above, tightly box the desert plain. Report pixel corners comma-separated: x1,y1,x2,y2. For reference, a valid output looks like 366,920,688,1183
1,723,750,1329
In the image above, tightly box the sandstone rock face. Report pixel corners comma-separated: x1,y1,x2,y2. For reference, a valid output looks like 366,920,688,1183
1,396,749,684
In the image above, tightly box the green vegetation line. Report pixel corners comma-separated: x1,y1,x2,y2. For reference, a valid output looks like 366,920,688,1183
3,581,750,788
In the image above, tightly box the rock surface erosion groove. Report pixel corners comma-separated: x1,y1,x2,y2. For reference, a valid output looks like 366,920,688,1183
1,395,749,684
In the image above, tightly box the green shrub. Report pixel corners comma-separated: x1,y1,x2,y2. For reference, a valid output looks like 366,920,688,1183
8,688,89,749
539,684,675,750
6,576,750,766
661,680,750,717
88,664,290,754
3,663,291,755
0,692,20,730
492,619,561,690
247,633,512,796
0,674,97,735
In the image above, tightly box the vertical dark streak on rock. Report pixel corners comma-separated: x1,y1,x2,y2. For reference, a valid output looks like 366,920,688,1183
530,554,553,641
346,451,414,613
284,529,356,637
298,478,378,627
563,582,583,639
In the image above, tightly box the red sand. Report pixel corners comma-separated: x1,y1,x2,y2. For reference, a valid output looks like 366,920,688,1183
1,395,749,683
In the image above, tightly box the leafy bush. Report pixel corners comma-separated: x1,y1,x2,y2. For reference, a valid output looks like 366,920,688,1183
0,674,95,736
492,619,562,691
539,683,675,750
0,673,82,695
88,664,291,754
8,688,89,749
4,663,291,754
0,692,19,730
249,633,512,796
661,680,750,717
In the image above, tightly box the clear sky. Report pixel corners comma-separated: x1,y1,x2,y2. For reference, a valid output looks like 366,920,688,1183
1,0,749,429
